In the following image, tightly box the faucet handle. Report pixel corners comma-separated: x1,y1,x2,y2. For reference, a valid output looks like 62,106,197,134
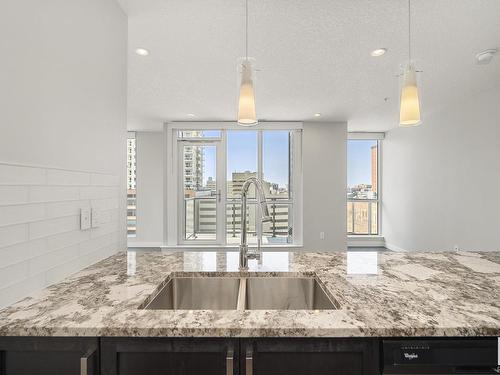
247,239,261,260
247,251,261,261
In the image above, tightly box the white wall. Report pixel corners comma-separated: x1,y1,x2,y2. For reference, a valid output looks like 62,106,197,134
383,85,500,252
128,132,164,247
302,122,347,250
0,0,127,308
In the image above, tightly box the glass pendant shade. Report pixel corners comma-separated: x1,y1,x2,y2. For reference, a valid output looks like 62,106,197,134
237,59,257,126
399,63,421,127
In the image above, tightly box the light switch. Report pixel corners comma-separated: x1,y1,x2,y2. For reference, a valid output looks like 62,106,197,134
91,208,100,228
80,208,91,230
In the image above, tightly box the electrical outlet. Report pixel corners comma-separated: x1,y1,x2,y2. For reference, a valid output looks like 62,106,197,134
80,208,91,230
91,208,100,228
320,232,325,240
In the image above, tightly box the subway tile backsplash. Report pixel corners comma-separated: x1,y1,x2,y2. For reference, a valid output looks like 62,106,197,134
0,162,124,309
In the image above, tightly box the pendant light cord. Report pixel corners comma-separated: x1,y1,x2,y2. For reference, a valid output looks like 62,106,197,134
245,0,249,59
408,0,411,62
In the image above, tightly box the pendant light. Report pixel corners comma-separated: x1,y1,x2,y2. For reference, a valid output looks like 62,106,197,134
399,0,421,127
237,0,258,126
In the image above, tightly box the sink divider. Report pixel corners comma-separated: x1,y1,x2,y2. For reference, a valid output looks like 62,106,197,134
237,278,247,311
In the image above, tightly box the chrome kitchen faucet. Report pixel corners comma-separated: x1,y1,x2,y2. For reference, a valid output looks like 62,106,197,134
239,177,273,271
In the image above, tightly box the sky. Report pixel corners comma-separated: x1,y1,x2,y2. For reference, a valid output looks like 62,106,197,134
198,133,375,189
347,140,377,187
202,131,290,188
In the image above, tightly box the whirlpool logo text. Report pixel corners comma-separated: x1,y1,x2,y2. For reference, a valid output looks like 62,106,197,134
403,352,419,360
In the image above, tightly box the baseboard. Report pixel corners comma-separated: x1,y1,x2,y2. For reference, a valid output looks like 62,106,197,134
385,242,408,252
126,243,304,251
127,241,164,249
347,235,385,248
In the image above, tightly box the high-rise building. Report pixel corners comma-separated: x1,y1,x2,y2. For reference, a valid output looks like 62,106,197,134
127,138,137,190
206,177,216,194
227,171,280,199
371,144,377,195
228,171,257,198
182,131,205,193
127,136,137,237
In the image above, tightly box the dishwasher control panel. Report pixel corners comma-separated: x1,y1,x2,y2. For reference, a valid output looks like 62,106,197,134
382,338,499,374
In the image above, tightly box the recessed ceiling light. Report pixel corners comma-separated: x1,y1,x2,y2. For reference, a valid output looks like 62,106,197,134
475,49,497,65
314,113,321,117
135,48,150,56
371,48,387,57
187,113,196,118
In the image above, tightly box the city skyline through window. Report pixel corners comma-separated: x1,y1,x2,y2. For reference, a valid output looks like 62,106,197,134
126,135,137,238
347,140,377,197
203,131,289,191
179,129,297,245
347,139,379,235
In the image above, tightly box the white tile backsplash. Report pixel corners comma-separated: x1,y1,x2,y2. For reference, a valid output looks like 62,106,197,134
90,221,119,239
29,216,81,239
0,273,46,309
90,173,119,186
46,169,90,186
0,162,123,309
0,224,28,248
45,200,89,218
0,260,30,287
44,256,87,286
28,244,80,275
0,164,47,185
0,203,45,227
0,186,29,205
78,232,115,256
29,185,80,202
0,239,47,268
46,230,90,251
91,197,119,211
80,186,118,200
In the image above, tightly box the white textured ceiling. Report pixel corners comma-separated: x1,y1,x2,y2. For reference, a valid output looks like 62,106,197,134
119,0,500,131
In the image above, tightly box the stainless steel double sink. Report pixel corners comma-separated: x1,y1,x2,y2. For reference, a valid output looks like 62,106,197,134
140,274,339,311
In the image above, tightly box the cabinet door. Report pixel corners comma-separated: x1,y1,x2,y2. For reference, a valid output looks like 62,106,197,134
101,338,238,375
0,337,99,375
241,338,379,375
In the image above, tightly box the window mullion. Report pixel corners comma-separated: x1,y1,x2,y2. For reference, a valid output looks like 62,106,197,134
257,130,263,241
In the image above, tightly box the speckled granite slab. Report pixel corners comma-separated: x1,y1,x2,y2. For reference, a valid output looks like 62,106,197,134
0,250,499,337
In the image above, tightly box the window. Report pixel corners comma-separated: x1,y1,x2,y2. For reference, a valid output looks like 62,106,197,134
347,139,379,235
182,144,217,241
262,131,293,243
175,127,301,246
178,130,222,139
226,131,258,244
127,133,137,237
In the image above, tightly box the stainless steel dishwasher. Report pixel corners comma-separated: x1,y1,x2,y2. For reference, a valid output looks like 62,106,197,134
382,338,499,374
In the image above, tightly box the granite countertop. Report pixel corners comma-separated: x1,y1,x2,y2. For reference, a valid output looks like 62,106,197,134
0,250,499,337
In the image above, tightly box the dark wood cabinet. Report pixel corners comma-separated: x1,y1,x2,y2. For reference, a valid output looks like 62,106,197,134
241,338,379,375
0,337,379,375
0,337,98,375
101,338,239,375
